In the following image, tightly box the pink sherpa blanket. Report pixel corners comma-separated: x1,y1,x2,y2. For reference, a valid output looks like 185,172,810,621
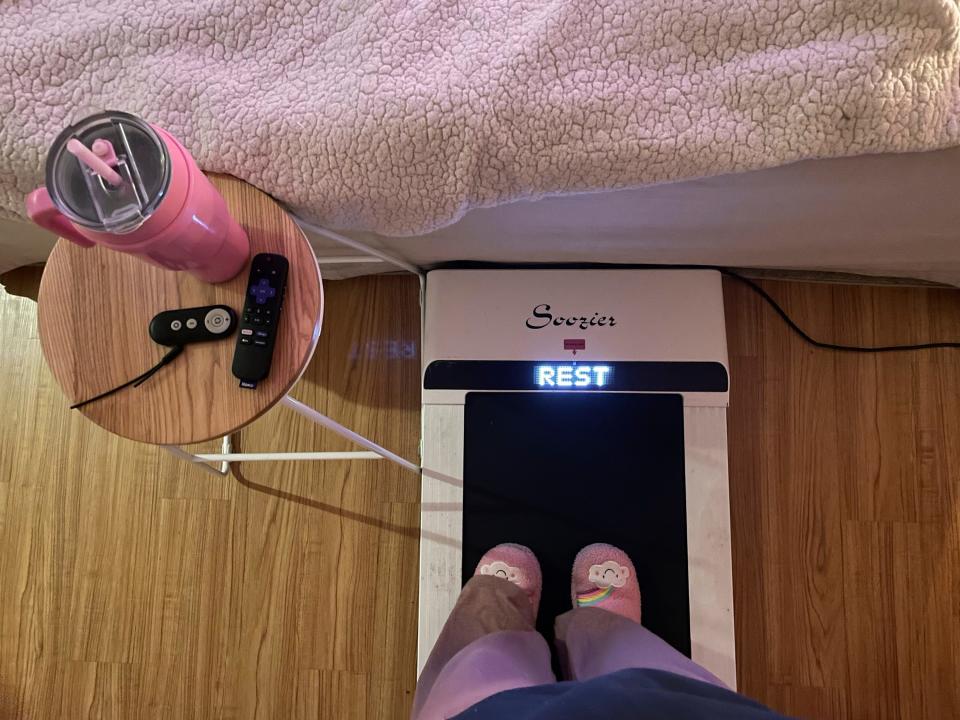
1,0,959,236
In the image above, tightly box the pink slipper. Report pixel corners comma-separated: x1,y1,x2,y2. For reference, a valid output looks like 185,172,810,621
475,543,542,615
571,543,641,623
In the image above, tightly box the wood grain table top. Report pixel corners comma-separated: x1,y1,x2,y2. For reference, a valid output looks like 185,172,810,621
37,175,323,445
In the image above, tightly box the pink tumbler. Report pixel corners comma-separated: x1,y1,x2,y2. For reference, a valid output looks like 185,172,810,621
26,111,249,283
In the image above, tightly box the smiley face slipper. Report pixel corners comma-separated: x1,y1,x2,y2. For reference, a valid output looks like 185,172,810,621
475,543,543,616
571,543,641,623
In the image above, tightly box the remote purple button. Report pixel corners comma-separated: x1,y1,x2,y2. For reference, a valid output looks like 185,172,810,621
250,277,277,305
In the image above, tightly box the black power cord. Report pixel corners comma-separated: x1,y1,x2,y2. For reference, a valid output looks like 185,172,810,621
719,269,960,353
70,345,184,410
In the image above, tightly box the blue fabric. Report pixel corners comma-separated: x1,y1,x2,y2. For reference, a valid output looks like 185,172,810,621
453,669,793,719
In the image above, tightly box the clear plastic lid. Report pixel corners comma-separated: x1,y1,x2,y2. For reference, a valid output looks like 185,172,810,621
45,111,171,234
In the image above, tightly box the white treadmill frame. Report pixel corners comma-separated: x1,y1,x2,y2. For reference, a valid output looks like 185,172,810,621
418,269,737,689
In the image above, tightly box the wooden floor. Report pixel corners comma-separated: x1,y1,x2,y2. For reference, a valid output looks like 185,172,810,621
1,268,958,719
0,271,422,719
725,279,960,720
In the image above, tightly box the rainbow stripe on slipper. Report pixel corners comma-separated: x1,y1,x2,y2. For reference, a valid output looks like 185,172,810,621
576,585,614,607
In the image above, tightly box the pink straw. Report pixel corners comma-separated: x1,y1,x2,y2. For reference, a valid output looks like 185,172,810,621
67,138,123,186
91,138,119,166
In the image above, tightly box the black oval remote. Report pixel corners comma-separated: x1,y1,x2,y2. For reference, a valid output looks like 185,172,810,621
149,305,237,346
231,253,289,388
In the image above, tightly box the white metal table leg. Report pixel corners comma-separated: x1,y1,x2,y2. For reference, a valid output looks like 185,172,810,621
182,450,385,463
280,395,421,473
163,434,232,476
163,395,421,473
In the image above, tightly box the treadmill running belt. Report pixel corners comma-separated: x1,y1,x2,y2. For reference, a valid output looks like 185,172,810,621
463,392,691,658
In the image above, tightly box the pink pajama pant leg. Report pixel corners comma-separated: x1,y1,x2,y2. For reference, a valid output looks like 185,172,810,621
555,606,728,689
412,580,728,719
412,576,555,720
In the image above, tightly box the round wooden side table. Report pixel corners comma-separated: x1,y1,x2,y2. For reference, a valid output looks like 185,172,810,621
37,175,323,446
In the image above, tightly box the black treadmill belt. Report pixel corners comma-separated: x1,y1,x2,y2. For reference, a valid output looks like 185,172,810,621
463,392,691,657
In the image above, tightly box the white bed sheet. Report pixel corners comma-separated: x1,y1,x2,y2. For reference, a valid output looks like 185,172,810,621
4,148,959,286
339,146,960,286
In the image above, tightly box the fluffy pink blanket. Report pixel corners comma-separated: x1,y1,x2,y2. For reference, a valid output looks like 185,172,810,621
1,0,958,235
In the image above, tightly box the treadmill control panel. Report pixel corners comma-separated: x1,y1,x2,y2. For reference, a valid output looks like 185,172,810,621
423,360,728,393
534,364,612,388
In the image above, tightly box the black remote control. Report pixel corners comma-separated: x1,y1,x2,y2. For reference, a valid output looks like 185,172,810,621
149,305,237,346
232,253,289,388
